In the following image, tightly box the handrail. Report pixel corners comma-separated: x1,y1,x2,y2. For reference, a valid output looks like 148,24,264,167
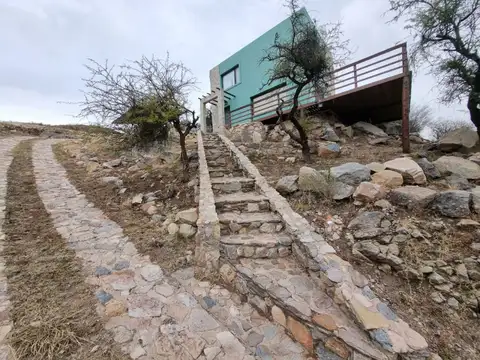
229,43,408,125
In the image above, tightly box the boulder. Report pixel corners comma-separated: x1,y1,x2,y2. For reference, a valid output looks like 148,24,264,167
445,174,474,190
342,126,354,138
366,162,386,173
101,176,123,187
353,182,387,203
175,208,198,225
389,186,437,209
276,175,299,195
141,203,157,215
431,190,471,218
468,152,480,165
317,142,341,158
103,158,122,168
368,137,388,145
332,182,355,200
371,170,404,188
298,167,328,193
433,156,480,180
472,187,480,213
178,224,197,238
384,158,427,185
438,127,479,153
352,122,388,137
330,163,371,186
416,158,441,179
379,120,402,136
348,212,385,239
321,124,340,142
131,193,144,205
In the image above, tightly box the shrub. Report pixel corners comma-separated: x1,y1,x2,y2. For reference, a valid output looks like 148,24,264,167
429,119,474,141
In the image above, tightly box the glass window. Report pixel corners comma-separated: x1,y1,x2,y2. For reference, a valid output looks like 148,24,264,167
222,67,240,89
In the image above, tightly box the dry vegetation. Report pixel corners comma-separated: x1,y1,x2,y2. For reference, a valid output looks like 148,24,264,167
3,140,127,360
53,132,197,272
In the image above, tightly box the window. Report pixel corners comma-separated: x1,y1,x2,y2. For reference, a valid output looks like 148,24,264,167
222,66,240,89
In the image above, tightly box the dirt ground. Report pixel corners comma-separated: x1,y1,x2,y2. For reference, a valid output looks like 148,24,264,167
53,134,198,273
3,140,127,360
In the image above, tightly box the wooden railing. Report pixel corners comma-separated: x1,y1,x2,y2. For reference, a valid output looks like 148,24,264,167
229,43,408,127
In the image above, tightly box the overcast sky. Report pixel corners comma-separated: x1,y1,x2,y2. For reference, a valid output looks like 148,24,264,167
0,0,468,125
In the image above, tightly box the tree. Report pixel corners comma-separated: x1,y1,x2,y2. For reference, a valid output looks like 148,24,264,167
260,0,350,161
409,103,433,132
77,54,198,168
389,0,480,136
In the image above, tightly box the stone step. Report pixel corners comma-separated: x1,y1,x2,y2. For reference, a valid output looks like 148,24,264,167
171,268,310,360
211,177,255,194
218,212,283,235
215,192,270,213
220,233,292,260
209,167,245,178
222,257,393,360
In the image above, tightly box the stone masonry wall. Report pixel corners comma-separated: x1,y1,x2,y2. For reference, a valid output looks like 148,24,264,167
195,132,221,279
217,134,430,358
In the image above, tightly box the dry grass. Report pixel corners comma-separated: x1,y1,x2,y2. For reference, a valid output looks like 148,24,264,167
3,140,128,360
53,140,197,272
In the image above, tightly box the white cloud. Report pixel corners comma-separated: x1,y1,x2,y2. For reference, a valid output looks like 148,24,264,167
0,0,470,125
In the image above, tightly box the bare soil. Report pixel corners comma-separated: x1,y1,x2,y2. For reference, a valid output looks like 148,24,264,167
3,140,127,360
53,136,197,272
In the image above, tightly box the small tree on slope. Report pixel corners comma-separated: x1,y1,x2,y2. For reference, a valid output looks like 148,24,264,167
389,0,480,136
260,0,350,162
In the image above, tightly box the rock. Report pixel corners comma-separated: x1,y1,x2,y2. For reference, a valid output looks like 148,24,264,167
369,137,389,145
410,135,424,144
167,223,179,235
105,300,127,317
353,182,387,203
374,199,393,209
287,317,313,350
433,156,480,179
175,208,198,225
380,120,402,136
132,193,144,205
343,126,354,138
317,142,341,158
353,121,388,137
431,292,446,304
431,190,471,218
321,124,340,142
332,182,355,200
389,186,437,209
420,266,434,274
141,203,157,215
447,297,460,309
438,127,479,153
371,170,404,188
101,176,123,187
348,212,384,240
298,167,328,192
140,264,163,282
179,224,196,238
384,158,427,185
468,152,480,165
330,162,371,186
429,272,446,285
455,263,469,281
285,157,296,163
96,290,113,304
366,162,386,173
457,219,480,228
472,187,480,213
104,158,122,168
416,158,441,179
470,243,480,252
276,175,299,195
445,174,474,190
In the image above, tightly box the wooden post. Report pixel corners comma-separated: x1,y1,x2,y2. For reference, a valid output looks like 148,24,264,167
401,44,411,153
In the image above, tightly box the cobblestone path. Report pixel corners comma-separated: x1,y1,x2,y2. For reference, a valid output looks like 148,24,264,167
0,138,32,359
32,139,309,359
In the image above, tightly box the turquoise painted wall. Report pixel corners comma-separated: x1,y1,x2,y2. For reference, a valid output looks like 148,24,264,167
218,8,312,124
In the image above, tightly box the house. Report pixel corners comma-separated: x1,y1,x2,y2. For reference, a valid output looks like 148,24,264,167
199,7,412,151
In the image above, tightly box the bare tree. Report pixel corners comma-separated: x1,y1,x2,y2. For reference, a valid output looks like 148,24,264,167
409,103,433,132
77,54,198,168
389,0,480,136
261,0,350,161
430,118,474,140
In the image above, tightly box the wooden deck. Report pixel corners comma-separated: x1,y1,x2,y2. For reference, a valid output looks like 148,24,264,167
228,43,411,151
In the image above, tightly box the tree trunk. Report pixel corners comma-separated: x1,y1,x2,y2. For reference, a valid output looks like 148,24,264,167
288,81,311,162
179,132,188,169
468,73,480,137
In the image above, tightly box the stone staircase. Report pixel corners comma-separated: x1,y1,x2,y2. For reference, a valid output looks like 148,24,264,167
197,133,430,360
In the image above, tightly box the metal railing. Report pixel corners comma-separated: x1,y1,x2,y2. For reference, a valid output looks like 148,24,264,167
229,43,408,127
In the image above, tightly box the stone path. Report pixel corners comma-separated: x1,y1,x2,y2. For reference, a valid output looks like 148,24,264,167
0,137,32,359
32,139,309,360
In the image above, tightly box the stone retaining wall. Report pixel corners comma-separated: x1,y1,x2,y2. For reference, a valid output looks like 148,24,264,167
217,134,430,358
194,132,221,279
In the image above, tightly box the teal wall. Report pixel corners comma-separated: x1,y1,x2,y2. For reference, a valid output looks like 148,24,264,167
218,8,312,124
